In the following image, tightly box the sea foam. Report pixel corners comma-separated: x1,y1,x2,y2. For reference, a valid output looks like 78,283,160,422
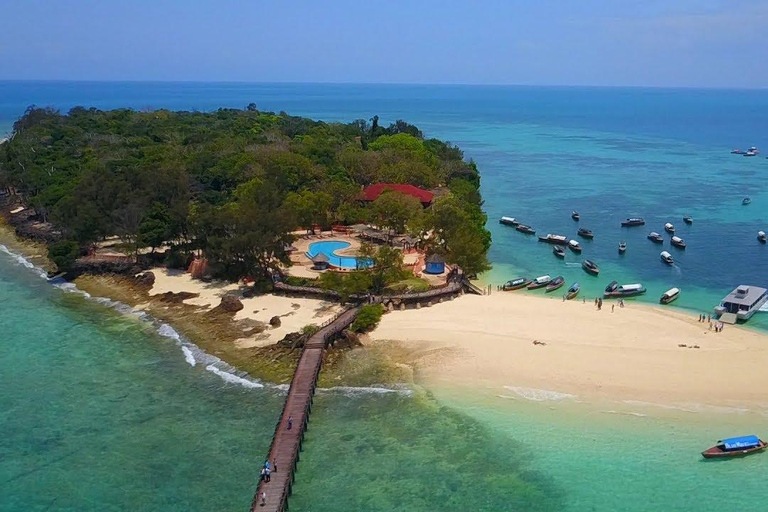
503,385,576,402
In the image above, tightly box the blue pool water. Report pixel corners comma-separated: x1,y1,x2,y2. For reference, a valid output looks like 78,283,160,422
306,241,363,269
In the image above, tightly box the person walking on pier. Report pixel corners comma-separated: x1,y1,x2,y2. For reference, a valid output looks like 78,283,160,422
287,416,293,430
260,491,266,507
273,458,278,473
265,467,271,482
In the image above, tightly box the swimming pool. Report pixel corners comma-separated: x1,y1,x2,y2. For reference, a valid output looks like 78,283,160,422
306,241,370,269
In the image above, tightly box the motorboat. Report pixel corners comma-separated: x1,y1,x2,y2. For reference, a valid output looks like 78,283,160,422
546,276,565,292
499,216,519,226
660,251,674,265
604,280,618,294
571,211,580,221
759,231,767,243
604,283,647,298
503,277,531,291
714,285,768,322
743,197,751,205
527,275,552,290
683,215,693,224
744,147,759,157
670,236,686,249
664,222,675,233
647,232,664,243
568,239,582,253
538,234,569,245
660,287,680,304
577,227,594,239
566,282,580,300
621,218,645,227
618,241,627,254
516,224,536,235
582,259,600,276
731,149,745,155
702,436,767,459
553,245,566,258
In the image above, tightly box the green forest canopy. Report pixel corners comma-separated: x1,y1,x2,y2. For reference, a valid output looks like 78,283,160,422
0,106,491,279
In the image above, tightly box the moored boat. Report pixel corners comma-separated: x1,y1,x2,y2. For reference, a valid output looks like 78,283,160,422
538,233,569,245
604,283,646,298
568,239,582,253
743,197,751,205
660,251,674,265
582,259,599,276
664,222,675,233
714,285,768,322
500,216,519,226
503,277,531,291
516,224,536,235
744,147,759,157
759,231,767,243
546,276,565,292
553,245,566,258
731,148,745,155
577,227,594,239
621,218,645,227
566,282,580,300
527,275,552,290
647,232,664,243
605,280,618,294
571,210,580,221
660,287,680,304
618,241,627,254
670,235,686,249
683,215,693,224
701,435,767,459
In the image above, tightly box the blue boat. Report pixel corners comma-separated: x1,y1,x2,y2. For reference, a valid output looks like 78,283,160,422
702,435,767,458
565,282,580,300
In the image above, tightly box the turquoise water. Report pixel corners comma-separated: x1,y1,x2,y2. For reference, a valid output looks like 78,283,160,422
2,82,768,510
306,240,362,269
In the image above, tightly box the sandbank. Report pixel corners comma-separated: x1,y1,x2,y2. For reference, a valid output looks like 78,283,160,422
370,292,768,410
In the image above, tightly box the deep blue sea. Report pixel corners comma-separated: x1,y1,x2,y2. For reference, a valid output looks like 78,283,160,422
2,81,768,511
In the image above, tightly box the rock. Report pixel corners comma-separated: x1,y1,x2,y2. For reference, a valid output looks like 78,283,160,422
269,316,282,327
334,329,363,349
158,291,199,304
218,295,244,313
135,271,155,287
277,331,307,349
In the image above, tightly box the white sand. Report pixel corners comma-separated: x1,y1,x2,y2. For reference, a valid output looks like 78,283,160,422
370,293,768,408
148,268,343,347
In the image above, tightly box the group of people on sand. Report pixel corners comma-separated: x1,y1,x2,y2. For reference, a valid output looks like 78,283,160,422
698,313,725,332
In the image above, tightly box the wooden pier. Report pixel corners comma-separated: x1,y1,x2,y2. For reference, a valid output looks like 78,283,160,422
250,306,361,512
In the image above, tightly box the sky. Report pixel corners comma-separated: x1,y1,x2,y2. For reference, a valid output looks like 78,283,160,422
1,0,766,88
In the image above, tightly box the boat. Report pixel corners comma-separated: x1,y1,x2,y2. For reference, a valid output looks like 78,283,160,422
516,224,536,235
604,283,647,298
568,239,582,253
660,251,674,265
621,218,645,227
683,215,693,224
566,282,580,300
759,231,767,243
553,245,566,258
660,287,680,304
744,146,760,157
538,234,569,245
701,435,767,459
731,149,745,155
618,241,627,254
714,285,768,322
527,275,552,290
581,259,599,276
503,277,531,291
571,211,580,221
664,222,675,233
546,276,565,292
577,227,594,239
604,280,618,294
647,232,664,243
743,197,751,205
670,236,686,249
499,216,519,226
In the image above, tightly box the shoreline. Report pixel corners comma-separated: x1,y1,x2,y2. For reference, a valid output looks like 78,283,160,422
369,291,768,413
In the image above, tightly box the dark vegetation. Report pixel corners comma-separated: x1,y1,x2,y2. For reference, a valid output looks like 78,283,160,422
0,106,491,282
350,304,385,333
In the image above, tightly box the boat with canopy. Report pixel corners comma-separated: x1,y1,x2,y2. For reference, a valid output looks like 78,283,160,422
701,435,767,459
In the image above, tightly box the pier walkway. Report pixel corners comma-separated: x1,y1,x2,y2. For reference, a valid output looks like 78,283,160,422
250,306,361,512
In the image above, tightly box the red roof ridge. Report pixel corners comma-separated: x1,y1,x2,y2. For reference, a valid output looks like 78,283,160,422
361,183,434,204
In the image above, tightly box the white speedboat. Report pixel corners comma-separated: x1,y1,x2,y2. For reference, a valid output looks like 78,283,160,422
660,288,680,304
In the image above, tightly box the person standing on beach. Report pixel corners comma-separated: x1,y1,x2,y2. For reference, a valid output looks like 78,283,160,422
612,304,615,313
287,416,293,430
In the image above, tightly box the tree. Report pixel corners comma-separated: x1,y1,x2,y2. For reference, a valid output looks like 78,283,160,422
47,240,80,272
138,202,172,253
371,191,423,238
357,242,408,293
284,189,333,233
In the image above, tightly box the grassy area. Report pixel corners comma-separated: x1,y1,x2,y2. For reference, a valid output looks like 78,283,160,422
385,277,431,294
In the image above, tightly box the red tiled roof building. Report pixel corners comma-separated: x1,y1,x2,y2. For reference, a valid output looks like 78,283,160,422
360,183,434,206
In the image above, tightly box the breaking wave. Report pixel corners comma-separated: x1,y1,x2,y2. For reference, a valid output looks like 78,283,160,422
503,386,576,402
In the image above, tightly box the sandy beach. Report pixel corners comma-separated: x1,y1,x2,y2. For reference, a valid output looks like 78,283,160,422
370,292,768,409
